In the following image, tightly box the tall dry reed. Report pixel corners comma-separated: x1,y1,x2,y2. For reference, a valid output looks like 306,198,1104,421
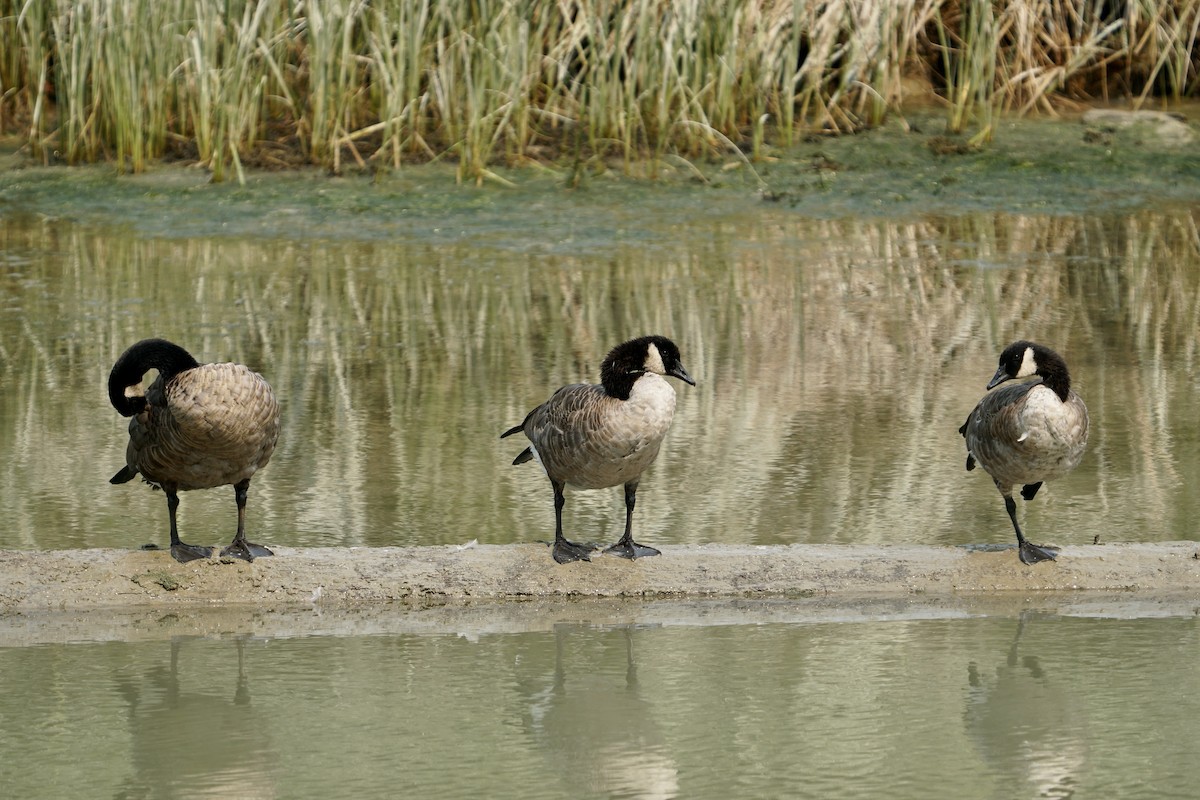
0,0,1196,181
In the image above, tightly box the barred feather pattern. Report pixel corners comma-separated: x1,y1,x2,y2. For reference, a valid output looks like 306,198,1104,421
962,380,1088,493
124,362,280,491
518,374,677,490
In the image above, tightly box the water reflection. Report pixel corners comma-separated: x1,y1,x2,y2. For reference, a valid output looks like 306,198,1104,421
520,625,678,799
965,614,1087,799
1,206,1199,551
0,604,1198,798
115,637,278,799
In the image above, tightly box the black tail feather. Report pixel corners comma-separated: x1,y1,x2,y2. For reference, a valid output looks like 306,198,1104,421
512,447,533,466
110,465,138,484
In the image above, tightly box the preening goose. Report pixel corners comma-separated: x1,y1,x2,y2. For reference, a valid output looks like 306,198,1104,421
959,341,1089,564
109,338,281,563
502,335,695,564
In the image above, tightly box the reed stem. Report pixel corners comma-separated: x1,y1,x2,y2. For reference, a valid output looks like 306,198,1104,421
0,0,1195,176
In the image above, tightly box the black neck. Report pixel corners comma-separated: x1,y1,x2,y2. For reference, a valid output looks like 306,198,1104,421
600,360,642,401
108,339,200,416
1039,358,1072,402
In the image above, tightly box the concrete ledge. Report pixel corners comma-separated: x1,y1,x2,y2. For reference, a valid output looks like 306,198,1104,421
1,542,1197,613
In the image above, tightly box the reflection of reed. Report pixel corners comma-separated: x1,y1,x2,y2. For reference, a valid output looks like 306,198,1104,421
1,208,1199,550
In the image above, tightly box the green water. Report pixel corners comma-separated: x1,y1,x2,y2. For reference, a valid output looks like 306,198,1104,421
2,174,1200,554
1,598,1197,799
3,167,1200,799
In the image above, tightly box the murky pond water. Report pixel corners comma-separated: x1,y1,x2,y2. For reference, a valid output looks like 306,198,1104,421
3,170,1200,798
2,598,1197,799
2,176,1200,554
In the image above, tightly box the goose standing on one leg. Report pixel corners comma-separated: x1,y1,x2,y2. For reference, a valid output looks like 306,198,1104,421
959,340,1089,565
502,335,695,564
109,338,281,563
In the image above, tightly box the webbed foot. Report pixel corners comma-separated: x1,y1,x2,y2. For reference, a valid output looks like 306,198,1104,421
551,538,595,564
170,542,214,563
220,540,274,561
605,540,661,560
1018,541,1058,565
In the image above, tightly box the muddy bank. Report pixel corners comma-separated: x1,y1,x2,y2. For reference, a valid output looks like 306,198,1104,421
2,542,1198,614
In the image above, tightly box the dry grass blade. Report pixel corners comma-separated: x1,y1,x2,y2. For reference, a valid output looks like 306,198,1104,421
0,0,1197,175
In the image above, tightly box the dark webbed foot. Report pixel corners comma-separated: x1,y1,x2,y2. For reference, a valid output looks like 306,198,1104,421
605,540,661,560
220,540,274,561
551,538,595,564
1018,541,1058,565
170,542,214,563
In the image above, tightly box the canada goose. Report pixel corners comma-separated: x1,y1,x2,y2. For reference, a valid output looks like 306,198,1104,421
109,338,281,563
959,341,1089,564
502,335,695,564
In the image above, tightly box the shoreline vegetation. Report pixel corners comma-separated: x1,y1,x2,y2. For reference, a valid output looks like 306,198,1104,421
1,1,1198,185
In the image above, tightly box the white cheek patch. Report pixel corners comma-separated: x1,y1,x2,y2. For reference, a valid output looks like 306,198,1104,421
644,342,667,375
1016,346,1037,378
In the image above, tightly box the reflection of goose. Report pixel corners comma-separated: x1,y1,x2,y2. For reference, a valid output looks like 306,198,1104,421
502,336,695,564
964,614,1087,797
115,637,278,798
521,625,678,799
109,338,281,563
959,341,1089,564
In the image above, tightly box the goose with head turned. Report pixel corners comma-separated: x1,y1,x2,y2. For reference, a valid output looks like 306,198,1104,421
502,335,695,564
959,340,1089,565
109,338,281,563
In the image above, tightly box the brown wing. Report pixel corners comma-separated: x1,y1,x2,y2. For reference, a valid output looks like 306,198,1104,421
961,381,1037,487
522,383,605,458
520,383,658,488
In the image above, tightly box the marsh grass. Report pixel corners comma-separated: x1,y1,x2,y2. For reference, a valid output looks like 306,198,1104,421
1,0,1197,181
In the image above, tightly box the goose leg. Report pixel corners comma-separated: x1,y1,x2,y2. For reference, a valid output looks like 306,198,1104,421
550,479,594,564
220,479,273,561
165,486,212,563
1003,494,1057,565
605,481,661,559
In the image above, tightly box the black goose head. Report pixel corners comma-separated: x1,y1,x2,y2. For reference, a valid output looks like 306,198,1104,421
108,338,201,417
599,335,695,400
987,340,1072,401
